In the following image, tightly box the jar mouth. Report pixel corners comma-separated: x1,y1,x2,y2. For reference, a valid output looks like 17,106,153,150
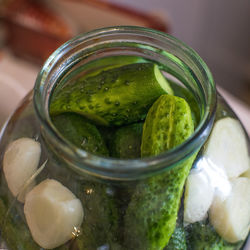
34,26,216,180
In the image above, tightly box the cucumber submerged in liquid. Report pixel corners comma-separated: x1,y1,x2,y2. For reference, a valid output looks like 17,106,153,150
109,122,144,159
50,63,173,126
52,113,109,156
124,94,195,250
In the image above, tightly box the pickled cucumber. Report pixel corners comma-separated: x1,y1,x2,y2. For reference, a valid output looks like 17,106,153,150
141,94,194,157
51,113,109,156
124,94,195,250
50,63,173,126
78,181,120,249
124,155,196,250
109,122,143,159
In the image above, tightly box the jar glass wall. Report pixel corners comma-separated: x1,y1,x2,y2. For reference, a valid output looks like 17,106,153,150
0,26,249,250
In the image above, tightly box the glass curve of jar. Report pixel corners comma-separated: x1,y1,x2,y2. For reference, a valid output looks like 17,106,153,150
0,26,249,250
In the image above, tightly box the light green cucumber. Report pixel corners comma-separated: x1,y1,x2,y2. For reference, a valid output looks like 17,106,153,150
141,94,194,157
168,81,200,128
51,113,109,156
124,94,195,250
109,122,143,159
124,155,196,250
50,63,173,126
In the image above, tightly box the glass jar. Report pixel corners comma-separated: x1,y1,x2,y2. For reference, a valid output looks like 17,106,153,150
0,26,249,250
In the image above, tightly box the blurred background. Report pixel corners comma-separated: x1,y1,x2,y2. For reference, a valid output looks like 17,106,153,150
0,0,249,133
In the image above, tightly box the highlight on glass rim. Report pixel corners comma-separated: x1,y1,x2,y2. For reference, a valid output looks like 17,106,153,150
0,26,249,250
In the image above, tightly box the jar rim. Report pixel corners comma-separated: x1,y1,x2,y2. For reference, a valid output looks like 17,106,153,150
34,26,216,180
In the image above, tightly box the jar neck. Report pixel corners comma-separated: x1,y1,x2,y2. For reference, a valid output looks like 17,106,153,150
33,26,216,180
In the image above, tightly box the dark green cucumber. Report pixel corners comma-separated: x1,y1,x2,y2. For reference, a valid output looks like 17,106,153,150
109,122,144,159
77,181,120,249
141,94,194,157
185,221,243,250
50,63,173,126
51,113,109,156
52,56,147,99
124,94,195,250
165,226,187,250
0,199,41,250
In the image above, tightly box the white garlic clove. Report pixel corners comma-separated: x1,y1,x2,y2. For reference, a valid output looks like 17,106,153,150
209,177,250,243
204,117,249,178
3,137,41,202
24,179,84,249
184,168,214,224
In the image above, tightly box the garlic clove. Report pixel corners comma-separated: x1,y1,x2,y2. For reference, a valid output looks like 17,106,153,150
184,168,214,224
3,137,41,202
24,179,84,249
204,117,249,178
209,177,250,243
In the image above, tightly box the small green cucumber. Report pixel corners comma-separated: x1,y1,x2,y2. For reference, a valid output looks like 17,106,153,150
124,94,195,250
141,94,194,157
109,122,144,159
50,63,173,126
77,181,120,249
51,113,109,156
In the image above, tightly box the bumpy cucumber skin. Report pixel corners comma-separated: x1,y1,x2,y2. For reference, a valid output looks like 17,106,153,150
50,63,172,126
169,82,200,128
51,113,109,156
109,122,143,159
165,226,187,250
124,155,196,250
125,94,195,250
141,94,194,157
185,222,242,250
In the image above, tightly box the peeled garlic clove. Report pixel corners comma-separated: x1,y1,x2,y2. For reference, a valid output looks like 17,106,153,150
3,137,41,202
184,169,214,223
209,177,250,243
24,179,84,249
204,117,249,178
